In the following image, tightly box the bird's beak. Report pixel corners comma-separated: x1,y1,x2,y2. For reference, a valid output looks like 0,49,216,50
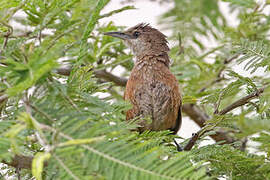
104,31,132,40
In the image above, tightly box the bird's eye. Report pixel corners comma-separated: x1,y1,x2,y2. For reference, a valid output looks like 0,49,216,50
133,31,140,38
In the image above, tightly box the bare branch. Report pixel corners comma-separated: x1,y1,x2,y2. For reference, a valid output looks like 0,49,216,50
94,69,127,87
2,155,33,169
182,104,209,127
56,67,128,86
56,67,71,76
224,54,240,64
177,32,184,55
182,87,266,150
0,21,13,51
0,94,8,104
182,104,235,144
183,130,202,151
218,87,265,115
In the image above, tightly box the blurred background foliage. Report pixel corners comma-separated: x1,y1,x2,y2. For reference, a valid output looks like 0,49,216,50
0,0,270,179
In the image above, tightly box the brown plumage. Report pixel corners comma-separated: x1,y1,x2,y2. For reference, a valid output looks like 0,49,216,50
104,23,182,134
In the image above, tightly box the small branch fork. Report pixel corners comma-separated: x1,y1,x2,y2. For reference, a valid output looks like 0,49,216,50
182,87,266,151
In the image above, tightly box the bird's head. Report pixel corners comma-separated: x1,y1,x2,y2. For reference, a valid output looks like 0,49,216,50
104,23,169,60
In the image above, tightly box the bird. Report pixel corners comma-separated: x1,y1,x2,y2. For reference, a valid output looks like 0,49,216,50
104,23,182,135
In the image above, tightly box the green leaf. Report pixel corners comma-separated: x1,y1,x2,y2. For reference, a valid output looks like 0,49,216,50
227,70,257,89
76,0,110,64
4,123,26,138
100,5,136,19
96,41,120,58
32,152,51,180
182,96,197,104
58,136,105,147
222,0,256,8
6,58,58,96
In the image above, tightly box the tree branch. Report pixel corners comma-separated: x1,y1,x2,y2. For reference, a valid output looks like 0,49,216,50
94,69,127,87
182,87,266,151
218,87,265,115
183,130,202,151
0,21,13,51
0,94,8,104
56,67,127,87
182,104,235,144
56,67,72,76
2,155,33,169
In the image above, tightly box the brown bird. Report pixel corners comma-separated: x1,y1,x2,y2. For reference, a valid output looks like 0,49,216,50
104,23,182,135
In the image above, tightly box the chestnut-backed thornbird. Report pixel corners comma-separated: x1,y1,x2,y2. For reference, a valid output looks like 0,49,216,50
104,23,182,135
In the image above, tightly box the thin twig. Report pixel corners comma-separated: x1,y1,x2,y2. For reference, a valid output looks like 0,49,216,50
0,94,8,104
183,130,202,151
182,104,235,144
23,95,50,151
47,77,81,112
56,67,128,87
56,67,72,76
224,54,240,64
94,69,127,87
44,24,80,54
38,30,42,45
0,21,13,51
29,103,54,122
177,32,184,55
3,31,32,38
2,36,9,50
2,155,33,169
62,93,81,112
218,87,265,115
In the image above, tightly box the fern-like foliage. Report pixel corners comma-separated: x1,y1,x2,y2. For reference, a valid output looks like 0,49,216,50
236,39,270,73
